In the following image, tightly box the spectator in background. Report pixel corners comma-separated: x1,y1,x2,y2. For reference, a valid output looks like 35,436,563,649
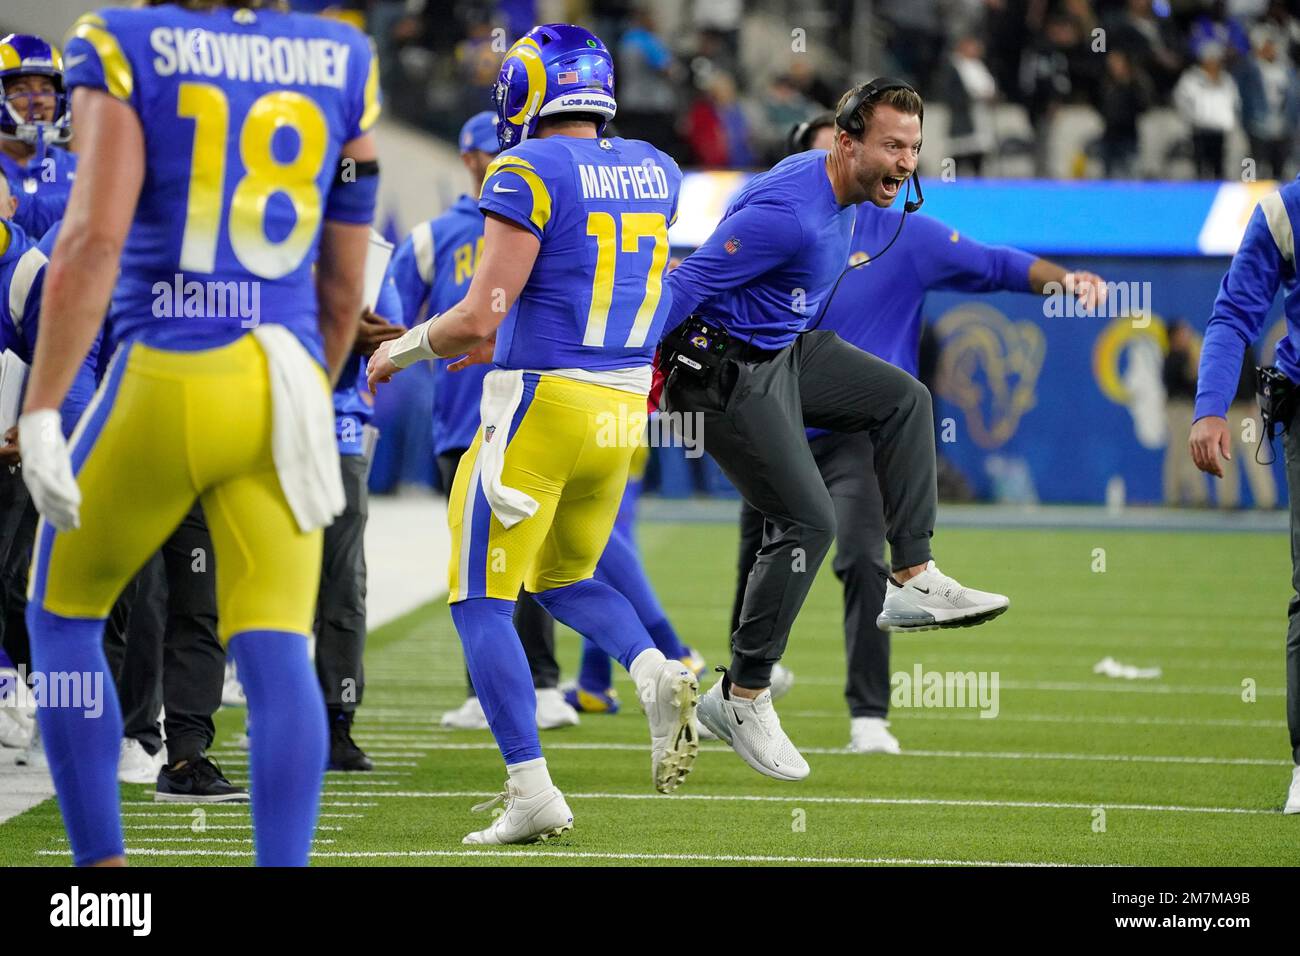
682,72,753,168
1238,24,1299,180
941,35,999,177
1174,42,1240,180
615,9,681,155
787,58,837,110
1189,0,1252,64
1163,320,1208,506
878,0,945,89
760,75,819,164
1019,13,1078,138
1107,0,1184,97
1098,49,1153,178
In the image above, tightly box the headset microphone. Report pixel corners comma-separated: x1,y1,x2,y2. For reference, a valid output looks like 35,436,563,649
904,173,923,214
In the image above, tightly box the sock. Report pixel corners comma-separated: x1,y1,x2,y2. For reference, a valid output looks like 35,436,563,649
533,578,654,672
507,755,553,797
450,598,540,764
228,630,327,867
628,647,667,692
26,606,123,866
577,638,613,692
595,525,689,659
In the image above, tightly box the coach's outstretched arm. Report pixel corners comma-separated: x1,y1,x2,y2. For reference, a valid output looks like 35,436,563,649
19,88,143,530
1190,200,1284,477
366,212,538,391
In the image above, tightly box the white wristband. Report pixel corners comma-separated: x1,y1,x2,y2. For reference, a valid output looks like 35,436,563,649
388,318,440,368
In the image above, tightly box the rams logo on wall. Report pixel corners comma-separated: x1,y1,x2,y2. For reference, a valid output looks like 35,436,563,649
1091,315,1170,450
935,304,1045,450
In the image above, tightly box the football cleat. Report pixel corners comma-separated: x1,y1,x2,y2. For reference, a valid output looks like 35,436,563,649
118,737,164,784
14,721,45,768
221,662,246,707
462,783,574,845
535,687,580,729
441,696,490,730
0,707,28,750
696,673,809,781
562,683,620,715
876,561,1009,632
639,660,700,794
847,717,901,754
1285,766,1300,815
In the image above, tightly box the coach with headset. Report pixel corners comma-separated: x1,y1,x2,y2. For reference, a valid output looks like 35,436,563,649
1191,176,1300,815
660,79,1010,779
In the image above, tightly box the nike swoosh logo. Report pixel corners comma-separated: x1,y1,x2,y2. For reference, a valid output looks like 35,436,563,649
64,53,88,69
914,586,929,594
492,182,517,193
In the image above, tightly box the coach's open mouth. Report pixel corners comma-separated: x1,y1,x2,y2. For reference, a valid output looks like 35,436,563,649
881,175,906,196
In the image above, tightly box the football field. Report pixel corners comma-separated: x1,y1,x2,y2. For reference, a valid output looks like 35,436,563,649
2,519,1296,867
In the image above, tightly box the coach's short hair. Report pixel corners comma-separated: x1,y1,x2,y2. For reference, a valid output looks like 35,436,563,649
835,86,924,139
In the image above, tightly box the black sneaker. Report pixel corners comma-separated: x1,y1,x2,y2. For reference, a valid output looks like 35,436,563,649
329,711,373,772
155,755,250,803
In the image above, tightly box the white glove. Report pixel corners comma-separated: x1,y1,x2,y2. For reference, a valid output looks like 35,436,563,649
18,409,80,531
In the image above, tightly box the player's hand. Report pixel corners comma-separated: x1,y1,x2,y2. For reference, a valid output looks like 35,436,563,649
18,409,80,531
366,339,401,394
448,334,496,372
1064,271,1106,311
0,426,19,468
354,308,405,357
1189,415,1232,478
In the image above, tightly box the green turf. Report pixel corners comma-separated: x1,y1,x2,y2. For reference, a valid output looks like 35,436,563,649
4,521,1299,866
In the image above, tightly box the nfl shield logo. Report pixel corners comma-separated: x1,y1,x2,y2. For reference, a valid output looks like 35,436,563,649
724,237,741,255
484,425,496,443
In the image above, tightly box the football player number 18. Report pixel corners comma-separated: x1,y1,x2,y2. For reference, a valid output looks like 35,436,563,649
583,211,669,350
176,82,328,280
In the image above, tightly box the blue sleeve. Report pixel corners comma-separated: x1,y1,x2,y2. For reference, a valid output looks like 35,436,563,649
1194,204,1285,420
374,275,401,325
912,216,1036,294
664,201,805,334
384,230,430,328
63,11,138,111
478,153,554,242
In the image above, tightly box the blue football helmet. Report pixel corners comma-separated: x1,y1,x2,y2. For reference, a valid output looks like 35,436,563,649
0,34,70,146
492,24,616,149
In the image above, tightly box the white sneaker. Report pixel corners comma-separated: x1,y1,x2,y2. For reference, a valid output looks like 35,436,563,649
118,737,164,785
221,662,245,707
441,696,489,730
876,561,1009,632
1285,766,1300,815
462,783,574,845
769,663,795,700
696,676,809,781
15,723,45,769
638,660,699,793
848,717,901,754
0,708,28,749
535,688,580,730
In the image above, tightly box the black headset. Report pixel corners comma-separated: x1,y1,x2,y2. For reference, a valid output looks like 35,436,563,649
834,76,924,214
787,110,835,156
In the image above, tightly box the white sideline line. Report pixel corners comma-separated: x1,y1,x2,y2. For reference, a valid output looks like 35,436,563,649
323,790,1279,816
119,812,362,819
401,741,1293,767
32,848,1095,866
119,801,378,808
56,837,337,845
120,824,344,831
796,711,1287,730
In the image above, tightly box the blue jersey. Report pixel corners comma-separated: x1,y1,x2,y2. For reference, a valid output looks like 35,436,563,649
824,209,1036,377
385,193,489,457
0,147,77,239
666,149,855,351
478,135,682,372
333,275,399,455
63,5,380,364
0,219,101,437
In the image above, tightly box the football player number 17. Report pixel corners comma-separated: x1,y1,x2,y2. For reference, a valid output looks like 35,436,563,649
176,82,328,280
583,211,669,349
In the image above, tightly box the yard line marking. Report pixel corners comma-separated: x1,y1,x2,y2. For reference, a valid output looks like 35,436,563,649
118,801,377,808
784,677,1286,696
323,790,1279,816
55,837,337,845
32,848,1100,866
786,711,1287,730
120,823,345,831
401,740,1291,767
119,812,363,819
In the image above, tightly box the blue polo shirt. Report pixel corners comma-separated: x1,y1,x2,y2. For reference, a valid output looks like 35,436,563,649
665,149,855,349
